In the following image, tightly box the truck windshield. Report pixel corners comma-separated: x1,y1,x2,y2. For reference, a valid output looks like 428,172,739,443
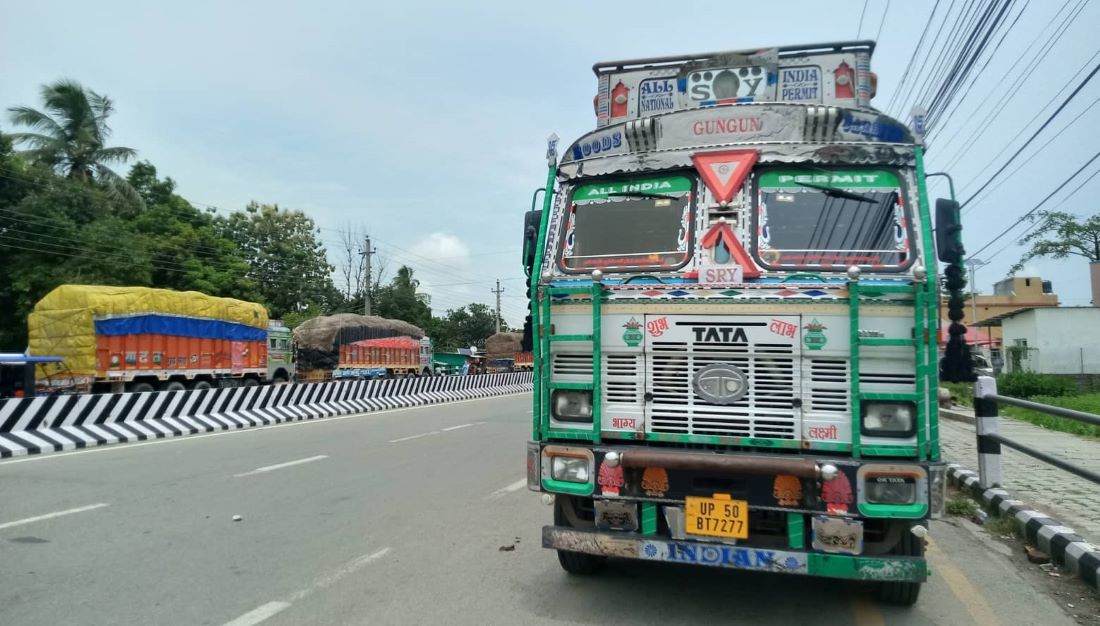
560,175,693,272
755,169,911,270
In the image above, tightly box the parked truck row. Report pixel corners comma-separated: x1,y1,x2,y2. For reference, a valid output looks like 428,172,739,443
10,284,505,397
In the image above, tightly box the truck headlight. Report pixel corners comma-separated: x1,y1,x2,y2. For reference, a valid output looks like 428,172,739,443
865,476,917,504
861,401,916,437
551,456,591,483
551,389,593,422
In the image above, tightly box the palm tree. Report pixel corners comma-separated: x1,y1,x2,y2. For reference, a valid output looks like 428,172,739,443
7,79,141,205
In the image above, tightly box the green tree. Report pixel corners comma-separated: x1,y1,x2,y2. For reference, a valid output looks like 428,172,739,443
220,202,338,317
433,303,497,352
7,79,140,205
373,266,432,329
1011,210,1100,273
126,162,257,299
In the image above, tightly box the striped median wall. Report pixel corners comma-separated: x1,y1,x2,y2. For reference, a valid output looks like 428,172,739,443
0,371,533,459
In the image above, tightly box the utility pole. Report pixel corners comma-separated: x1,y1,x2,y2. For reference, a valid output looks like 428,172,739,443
491,279,504,333
361,236,376,316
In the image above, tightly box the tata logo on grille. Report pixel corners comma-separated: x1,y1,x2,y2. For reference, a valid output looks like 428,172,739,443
693,363,748,405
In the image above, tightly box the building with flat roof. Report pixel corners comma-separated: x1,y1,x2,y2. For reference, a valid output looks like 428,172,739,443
939,275,1059,365
975,307,1100,374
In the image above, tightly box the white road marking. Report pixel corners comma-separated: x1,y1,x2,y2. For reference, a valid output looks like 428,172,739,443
234,455,328,478
221,602,291,626
441,423,473,432
0,503,109,531
0,394,525,466
486,479,527,499
388,431,439,443
221,548,391,626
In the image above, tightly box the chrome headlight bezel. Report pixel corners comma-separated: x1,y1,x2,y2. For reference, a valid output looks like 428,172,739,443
860,400,916,438
551,389,594,422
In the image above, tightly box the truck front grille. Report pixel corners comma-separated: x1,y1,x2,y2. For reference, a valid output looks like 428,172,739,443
647,338,799,439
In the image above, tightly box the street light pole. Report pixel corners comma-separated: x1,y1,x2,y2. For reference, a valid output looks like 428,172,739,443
966,258,989,343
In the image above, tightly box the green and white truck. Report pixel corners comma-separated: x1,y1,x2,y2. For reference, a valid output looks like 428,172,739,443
524,41,968,605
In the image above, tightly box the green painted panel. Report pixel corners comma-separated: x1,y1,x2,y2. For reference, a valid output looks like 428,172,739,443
787,513,805,549
808,553,927,582
758,170,900,189
542,476,594,496
858,501,929,519
644,432,803,450
641,503,658,536
574,175,692,202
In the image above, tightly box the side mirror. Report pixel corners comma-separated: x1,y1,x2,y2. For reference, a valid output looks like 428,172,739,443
935,198,963,263
522,210,541,276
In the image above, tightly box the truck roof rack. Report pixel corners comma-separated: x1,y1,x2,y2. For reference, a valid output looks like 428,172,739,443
592,40,877,74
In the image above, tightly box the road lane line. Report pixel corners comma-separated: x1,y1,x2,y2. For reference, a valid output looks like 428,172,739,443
0,394,525,466
221,548,391,626
234,455,328,478
486,479,527,499
0,503,109,531
286,547,391,602
441,423,473,432
389,431,439,443
926,538,1000,626
221,602,291,626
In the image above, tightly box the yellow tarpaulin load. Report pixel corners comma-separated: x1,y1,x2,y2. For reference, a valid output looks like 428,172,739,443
28,285,268,378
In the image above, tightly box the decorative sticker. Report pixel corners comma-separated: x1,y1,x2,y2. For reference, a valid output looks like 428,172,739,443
646,316,669,338
769,319,798,339
622,318,643,347
808,424,839,440
822,471,853,515
803,319,828,351
611,417,637,429
638,77,676,115
773,475,802,506
598,460,624,496
641,467,670,497
779,66,822,103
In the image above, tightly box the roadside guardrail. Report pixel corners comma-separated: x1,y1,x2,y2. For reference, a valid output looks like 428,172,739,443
0,372,533,458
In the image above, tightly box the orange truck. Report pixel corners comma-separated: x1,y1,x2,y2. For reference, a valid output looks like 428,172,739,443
335,336,433,378
29,285,271,393
513,352,533,370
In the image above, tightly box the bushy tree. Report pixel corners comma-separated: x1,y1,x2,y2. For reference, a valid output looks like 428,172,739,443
220,202,338,317
1012,210,1100,272
373,266,432,329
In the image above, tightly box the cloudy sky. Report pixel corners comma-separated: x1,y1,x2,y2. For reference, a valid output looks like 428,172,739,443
2,0,1098,325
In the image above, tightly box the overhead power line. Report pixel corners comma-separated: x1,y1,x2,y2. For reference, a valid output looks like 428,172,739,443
961,60,1100,208
967,149,1100,261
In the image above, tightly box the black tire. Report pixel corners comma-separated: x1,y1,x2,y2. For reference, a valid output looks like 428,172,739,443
242,377,259,387
271,376,288,385
878,525,924,606
553,496,606,575
162,381,186,392
191,380,212,390
129,382,155,393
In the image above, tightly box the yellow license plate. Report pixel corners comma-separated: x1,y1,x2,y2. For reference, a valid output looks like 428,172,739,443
685,494,749,539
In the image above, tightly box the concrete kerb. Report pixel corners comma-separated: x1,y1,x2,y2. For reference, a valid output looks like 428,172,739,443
946,463,1100,592
0,372,534,459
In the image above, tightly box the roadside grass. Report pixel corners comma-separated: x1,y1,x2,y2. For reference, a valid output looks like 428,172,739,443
984,514,1020,539
1001,393,1100,439
946,493,979,517
942,381,1100,438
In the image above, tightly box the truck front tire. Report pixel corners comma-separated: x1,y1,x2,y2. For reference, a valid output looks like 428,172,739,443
553,496,606,575
878,524,924,606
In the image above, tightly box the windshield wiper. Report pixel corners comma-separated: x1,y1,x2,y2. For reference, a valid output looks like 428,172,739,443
795,182,878,203
606,191,679,199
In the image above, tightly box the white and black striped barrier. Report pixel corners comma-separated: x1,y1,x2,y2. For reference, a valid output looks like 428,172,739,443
952,375,1100,592
0,372,533,459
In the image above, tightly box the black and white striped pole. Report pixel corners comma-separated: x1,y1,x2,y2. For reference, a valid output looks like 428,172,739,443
974,375,1002,489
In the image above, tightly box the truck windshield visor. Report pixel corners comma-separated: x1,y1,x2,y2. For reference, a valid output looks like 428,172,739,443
755,169,912,270
560,175,693,272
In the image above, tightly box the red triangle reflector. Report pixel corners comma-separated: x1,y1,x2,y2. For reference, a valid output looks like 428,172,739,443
691,150,759,204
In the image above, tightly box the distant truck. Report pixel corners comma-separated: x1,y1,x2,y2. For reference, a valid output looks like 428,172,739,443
29,285,273,393
266,320,295,383
334,336,434,379
293,313,428,381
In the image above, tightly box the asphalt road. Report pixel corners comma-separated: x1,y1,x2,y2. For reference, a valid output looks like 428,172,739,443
0,394,1083,625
